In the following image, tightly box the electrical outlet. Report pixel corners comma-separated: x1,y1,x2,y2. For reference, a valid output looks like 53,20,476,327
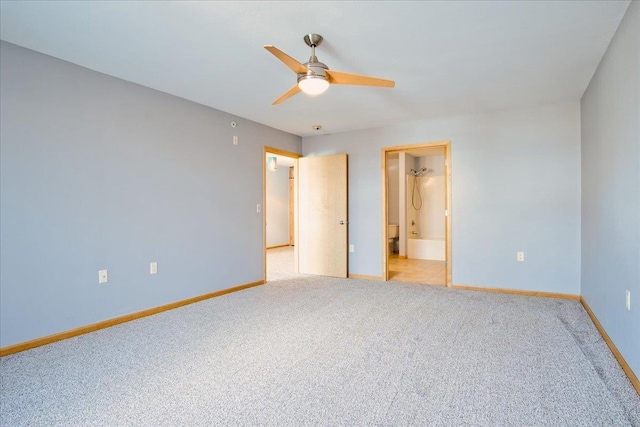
150,262,158,275
349,244,355,252
517,252,524,262
626,290,631,311
98,269,108,284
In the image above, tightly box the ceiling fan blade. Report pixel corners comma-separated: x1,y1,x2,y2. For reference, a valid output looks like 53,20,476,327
264,45,309,74
325,70,395,88
272,84,302,105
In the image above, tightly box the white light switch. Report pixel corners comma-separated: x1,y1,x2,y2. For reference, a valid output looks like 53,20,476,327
233,136,238,145
150,262,158,275
626,290,631,310
349,244,355,252
98,269,108,284
257,204,261,213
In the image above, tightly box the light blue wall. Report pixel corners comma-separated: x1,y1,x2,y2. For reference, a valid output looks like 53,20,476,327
303,102,581,294
0,42,301,347
580,1,639,377
266,164,290,247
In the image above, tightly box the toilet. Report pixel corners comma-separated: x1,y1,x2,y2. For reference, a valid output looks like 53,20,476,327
388,224,399,254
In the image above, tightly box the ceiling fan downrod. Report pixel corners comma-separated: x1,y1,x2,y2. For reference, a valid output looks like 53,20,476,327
304,33,323,62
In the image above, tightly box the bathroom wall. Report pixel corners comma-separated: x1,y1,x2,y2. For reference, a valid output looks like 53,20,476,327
387,158,399,225
398,153,415,257
0,42,302,348
416,154,445,240
266,159,290,247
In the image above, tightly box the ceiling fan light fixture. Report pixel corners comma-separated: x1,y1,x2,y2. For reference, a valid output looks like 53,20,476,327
297,76,330,96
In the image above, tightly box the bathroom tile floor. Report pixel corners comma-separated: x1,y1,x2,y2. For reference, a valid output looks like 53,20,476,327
388,255,446,285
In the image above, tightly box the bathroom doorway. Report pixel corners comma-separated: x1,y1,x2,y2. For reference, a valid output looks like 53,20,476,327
264,147,301,282
382,141,451,286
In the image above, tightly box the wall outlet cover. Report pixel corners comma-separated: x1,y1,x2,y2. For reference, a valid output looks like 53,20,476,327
98,269,108,284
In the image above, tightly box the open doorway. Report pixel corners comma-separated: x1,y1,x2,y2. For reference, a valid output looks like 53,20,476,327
264,147,300,282
382,141,452,286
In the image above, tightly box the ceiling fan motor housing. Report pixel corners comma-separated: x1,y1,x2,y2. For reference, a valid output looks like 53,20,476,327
297,60,329,84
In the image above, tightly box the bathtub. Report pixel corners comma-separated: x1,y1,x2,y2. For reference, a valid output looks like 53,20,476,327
407,237,445,261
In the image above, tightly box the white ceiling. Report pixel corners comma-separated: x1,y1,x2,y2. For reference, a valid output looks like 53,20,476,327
0,1,630,137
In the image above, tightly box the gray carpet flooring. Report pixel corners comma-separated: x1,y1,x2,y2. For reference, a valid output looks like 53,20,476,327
267,246,305,282
1,253,639,425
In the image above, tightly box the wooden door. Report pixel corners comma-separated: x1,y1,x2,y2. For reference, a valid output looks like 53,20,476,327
296,154,348,277
289,167,295,246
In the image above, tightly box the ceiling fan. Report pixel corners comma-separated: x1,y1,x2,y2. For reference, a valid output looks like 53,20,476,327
264,34,395,105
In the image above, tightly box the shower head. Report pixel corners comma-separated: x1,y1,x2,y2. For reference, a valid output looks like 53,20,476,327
410,167,431,176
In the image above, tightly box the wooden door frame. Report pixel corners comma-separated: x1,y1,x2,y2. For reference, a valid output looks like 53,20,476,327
381,141,452,286
263,146,301,283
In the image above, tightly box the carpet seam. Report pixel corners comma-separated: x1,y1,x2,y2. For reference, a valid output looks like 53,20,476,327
556,309,637,425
